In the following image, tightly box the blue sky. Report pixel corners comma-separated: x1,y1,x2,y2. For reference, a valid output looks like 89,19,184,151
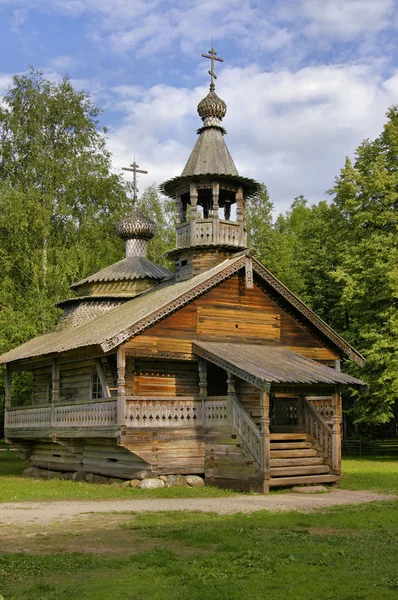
1,0,398,212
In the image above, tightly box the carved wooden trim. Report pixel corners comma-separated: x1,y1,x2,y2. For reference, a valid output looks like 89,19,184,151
252,260,365,367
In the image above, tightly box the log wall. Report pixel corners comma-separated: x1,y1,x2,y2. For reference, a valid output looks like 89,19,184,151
121,427,205,474
31,356,118,405
126,358,199,397
204,426,262,492
29,437,148,478
124,274,339,362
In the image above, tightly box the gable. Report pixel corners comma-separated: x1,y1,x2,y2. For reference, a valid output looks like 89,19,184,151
124,274,339,363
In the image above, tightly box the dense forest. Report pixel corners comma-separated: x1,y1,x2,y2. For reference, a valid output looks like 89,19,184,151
0,70,397,436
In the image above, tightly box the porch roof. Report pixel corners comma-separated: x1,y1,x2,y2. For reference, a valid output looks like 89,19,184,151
192,342,367,389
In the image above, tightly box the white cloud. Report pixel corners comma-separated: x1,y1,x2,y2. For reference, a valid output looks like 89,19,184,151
106,63,398,212
302,0,394,38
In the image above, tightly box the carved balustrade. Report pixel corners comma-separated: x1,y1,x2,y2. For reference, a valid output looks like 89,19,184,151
125,396,203,427
230,395,262,464
175,220,242,248
306,396,334,425
301,396,333,466
5,398,117,431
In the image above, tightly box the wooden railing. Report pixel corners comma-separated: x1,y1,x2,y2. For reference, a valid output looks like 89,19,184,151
5,405,52,429
230,395,262,464
125,396,203,427
5,398,117,431
301,396,333,466
175,220,243,248
306,396,334,425
205,396,229,426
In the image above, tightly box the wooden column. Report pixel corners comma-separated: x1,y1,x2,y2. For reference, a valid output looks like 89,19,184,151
117,347,126,427
190,183,198,245
259,384,271,493
226,371,236,425
198,358,207,427
212,182,220,244
235,186,246,246
175,193,182,225
5,365,12,408
332,385,342,474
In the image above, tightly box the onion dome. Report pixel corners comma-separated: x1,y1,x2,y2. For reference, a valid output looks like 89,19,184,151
116,206,156,241
197,90,227,127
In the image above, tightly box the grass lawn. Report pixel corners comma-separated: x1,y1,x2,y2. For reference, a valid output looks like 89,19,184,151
0,449,397,599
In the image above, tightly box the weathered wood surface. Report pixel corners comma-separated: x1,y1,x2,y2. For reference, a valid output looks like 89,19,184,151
5,399,117,432
204,426,261,486
124,276,339,361
29,437,149,477
121,427,205,474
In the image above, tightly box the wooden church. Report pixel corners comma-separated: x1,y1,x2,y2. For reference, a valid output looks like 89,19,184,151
1,50,366,492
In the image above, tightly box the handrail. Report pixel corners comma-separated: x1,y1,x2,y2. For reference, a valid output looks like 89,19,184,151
301,396,333,466
230,394,261,465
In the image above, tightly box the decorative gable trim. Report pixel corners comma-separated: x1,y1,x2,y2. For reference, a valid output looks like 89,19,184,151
100,256,246,352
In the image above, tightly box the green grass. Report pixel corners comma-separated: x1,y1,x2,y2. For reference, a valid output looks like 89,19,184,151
340,456,398,494
0,451,235,501
1,448,398,502
1,503,398,599
1,450,398,599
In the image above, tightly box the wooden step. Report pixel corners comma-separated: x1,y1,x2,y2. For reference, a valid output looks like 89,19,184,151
270,441,312,450
268,474,339,487
270,464,330,477
270,457,324,468
270,433,308,441
270,449,318,458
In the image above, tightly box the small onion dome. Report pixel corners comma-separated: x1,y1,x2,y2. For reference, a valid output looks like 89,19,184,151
197,90,227,126
116,207,156,241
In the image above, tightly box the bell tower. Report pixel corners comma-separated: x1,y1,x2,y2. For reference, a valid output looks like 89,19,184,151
161,48,260,281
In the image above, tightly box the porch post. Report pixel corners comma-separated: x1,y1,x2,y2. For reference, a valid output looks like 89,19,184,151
117,347,126,427
226,371,236,426
5,365,12,408
332,385,342,474
198,358,207,427
260,384,271,493
190,183,198,245
212,182,220,244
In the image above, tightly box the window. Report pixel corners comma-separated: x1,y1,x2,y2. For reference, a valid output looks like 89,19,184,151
91,372,103,399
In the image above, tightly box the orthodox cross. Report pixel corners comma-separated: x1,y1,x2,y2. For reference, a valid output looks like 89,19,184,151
202,47,224,91
122,160,148,204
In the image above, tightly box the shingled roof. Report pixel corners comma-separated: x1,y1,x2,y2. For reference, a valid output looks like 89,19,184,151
0,253,365,367
193,342,366,388
181,127,239,178
71,256,172,288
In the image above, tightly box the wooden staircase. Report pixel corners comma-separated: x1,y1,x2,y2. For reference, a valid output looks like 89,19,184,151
268,432,339,488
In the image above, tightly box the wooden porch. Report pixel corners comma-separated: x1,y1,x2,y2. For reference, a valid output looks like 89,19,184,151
5,389,340,490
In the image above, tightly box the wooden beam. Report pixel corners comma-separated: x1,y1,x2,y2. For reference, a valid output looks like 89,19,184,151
332,385,342,474
95,358,111,398
198,358,207,427
116,347,126,427
259,385,271,493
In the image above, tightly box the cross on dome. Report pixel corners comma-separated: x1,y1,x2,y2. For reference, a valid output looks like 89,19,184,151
122,159,148,204
202,47,224,91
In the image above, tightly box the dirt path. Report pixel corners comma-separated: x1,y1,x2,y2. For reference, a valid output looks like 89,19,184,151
0,490,392,528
